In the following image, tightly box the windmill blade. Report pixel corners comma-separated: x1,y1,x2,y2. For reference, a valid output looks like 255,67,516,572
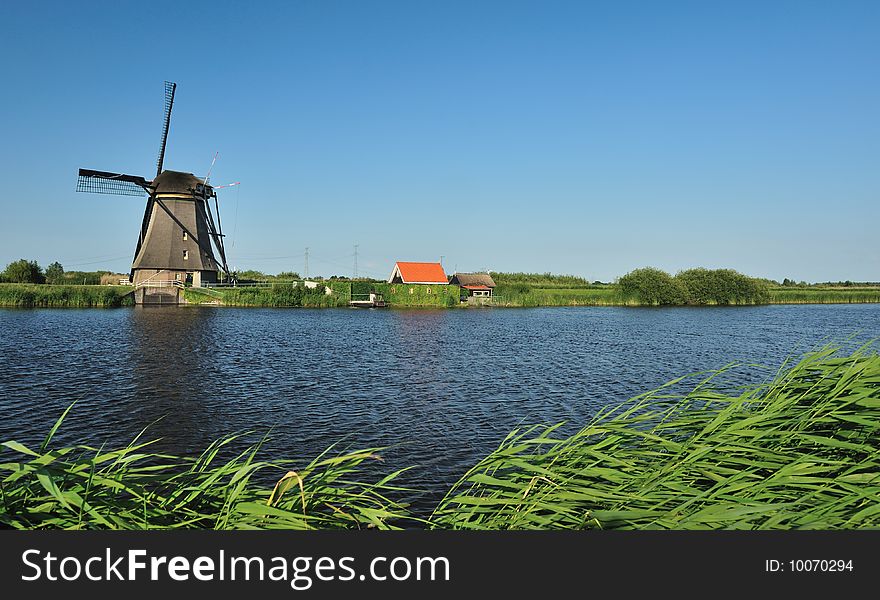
76,169,149,196
156,81,177,177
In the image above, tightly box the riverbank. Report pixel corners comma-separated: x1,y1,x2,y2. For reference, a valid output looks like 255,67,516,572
2,343,876,529
491,285,880,306
0,283,134,307
2,282,879,308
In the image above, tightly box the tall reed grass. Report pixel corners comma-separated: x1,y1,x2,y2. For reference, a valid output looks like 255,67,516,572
2,344,878,529
0,284,134,307
768,288,880,304
431,344,880,529
0,408,409,530
209,285,345,308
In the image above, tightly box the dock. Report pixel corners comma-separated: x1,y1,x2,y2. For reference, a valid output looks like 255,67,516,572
349,293,386,308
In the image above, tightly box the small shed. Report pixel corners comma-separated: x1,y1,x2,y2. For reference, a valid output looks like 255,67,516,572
449,272,496,297
388,261,448,285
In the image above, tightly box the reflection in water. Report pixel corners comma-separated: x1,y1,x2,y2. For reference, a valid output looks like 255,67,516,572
128,307,224,453
1,304,879,504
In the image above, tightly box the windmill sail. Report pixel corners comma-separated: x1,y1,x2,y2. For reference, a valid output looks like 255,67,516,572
76,169,149,196
156,81,176,177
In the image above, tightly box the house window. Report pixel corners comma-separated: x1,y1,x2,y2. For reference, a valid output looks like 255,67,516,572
182,231,188,241
409,287,414,295
426,287,432,294
183,249,189,260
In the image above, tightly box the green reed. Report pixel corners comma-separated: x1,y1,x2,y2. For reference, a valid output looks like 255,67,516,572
0,284,134,308
431,344,880,529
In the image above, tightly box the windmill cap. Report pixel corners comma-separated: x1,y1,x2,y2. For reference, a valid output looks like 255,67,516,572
152,170,208,194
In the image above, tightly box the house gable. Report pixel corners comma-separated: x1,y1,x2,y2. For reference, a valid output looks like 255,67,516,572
388,261,448,284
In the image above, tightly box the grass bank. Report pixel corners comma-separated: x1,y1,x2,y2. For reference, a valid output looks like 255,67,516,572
768,287,880,304
2,344,878,529
0,283,134,308
185,284,346,308
492,284,880,307
493,285,625,306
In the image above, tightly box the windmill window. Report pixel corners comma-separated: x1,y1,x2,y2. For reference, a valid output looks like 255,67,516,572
182,231,188,241
183,250,189,260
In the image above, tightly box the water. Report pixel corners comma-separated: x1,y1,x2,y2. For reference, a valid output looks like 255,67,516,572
1,304,878,505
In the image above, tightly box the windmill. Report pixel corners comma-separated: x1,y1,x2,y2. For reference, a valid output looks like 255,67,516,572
76,82,230,303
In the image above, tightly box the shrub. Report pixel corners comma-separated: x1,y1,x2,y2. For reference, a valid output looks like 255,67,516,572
676,268,769,305
616,267,689,305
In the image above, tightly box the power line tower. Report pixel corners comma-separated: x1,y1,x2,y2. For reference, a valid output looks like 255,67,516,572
353,244,359,279
304,247,309,280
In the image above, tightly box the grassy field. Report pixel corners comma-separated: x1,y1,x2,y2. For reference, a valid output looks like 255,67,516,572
2,343,877,530
0,283,134,308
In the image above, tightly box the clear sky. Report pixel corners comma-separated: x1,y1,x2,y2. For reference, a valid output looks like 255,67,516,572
1,1,877,282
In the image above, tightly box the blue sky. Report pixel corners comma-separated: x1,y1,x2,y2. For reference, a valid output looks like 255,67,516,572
1,1,877,281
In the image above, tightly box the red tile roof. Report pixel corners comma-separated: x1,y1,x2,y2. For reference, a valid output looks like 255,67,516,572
462,285,491,290
393,261,448,284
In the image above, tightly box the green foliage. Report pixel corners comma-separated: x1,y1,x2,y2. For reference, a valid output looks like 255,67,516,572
45,262,64,284
371,283,461,307
493,286,622,307
676,267,770,305
616,267,769,305
768,288,880,304
492,272,592,288
326,281,352,300
213,283,343,307
0,284,134,307
2,259,45,284
617,267,690,305
58,270,109,286
351,281,374,297
0,414,409,530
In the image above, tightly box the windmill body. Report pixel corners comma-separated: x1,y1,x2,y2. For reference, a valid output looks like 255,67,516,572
131,170,220,288
76,82,229,304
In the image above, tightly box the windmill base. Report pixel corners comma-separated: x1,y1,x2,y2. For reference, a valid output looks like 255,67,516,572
134,287,180,305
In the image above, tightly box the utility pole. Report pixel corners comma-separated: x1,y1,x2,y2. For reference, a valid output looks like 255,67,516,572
304,247,309,280
353,244,359,279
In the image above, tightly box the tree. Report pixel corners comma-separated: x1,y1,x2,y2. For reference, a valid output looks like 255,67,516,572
782,278,792,287
2,259,45,284
45,261,64,283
